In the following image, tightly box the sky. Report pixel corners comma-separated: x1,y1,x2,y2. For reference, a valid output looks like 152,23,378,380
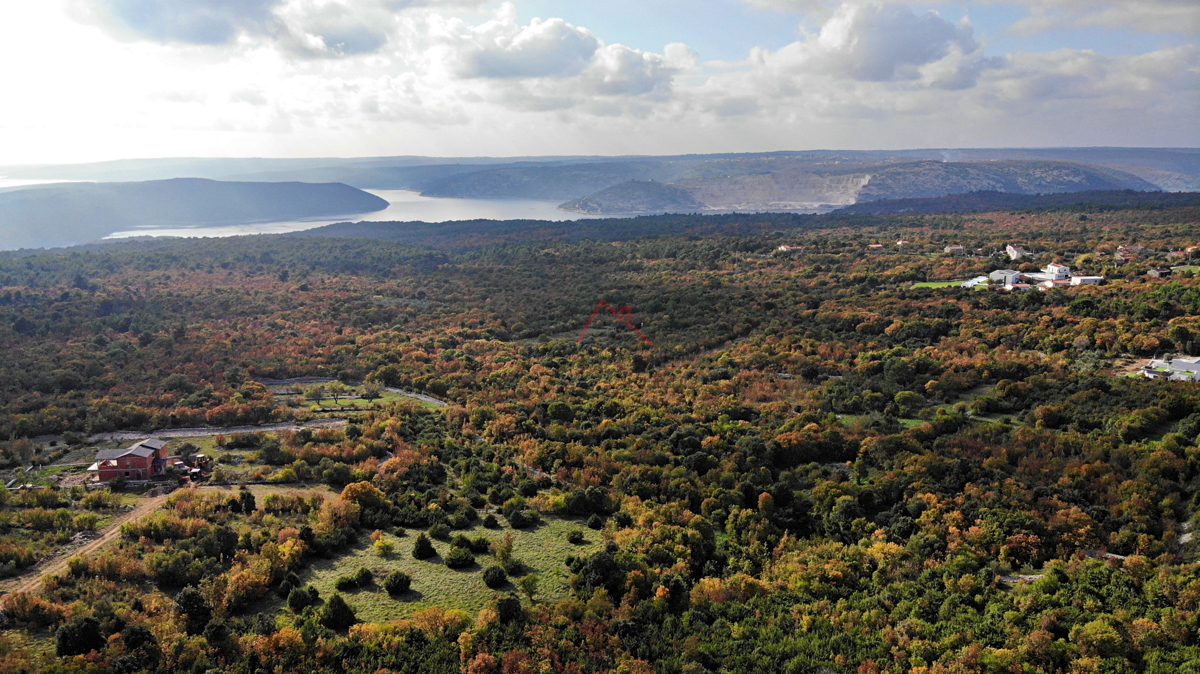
0,0,1196,164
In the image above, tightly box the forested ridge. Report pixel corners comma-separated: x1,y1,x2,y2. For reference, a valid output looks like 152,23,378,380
0,206,1196,673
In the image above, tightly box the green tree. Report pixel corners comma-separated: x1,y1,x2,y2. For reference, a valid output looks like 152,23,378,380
56,617,106,657
319,594,358,631
328,381,348,403
413,533,436,560
174,586,212,636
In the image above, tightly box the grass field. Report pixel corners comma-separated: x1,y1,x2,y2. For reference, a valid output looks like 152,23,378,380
299,516,601,622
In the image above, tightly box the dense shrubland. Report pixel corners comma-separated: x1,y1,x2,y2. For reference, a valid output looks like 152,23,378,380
0,207,1196,672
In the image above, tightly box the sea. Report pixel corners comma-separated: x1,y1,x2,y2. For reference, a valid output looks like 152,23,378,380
101,189,613,240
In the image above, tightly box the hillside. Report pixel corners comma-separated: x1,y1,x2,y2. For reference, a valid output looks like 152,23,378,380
835,189,1200,214
0,179,388,250
559,180,705,214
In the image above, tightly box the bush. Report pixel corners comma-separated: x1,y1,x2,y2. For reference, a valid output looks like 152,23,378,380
354,567,373,587
482,566,508,589
567,530,585,544
373,539,394,557
587,514,603,530
383,571,411,595
428,523,451,540
412,533,436,560
469,535,492,554
444,547,475,569
334,575,357,591
319,594,358,631
483,514,500,528
56,617,106,657
287,587,314,613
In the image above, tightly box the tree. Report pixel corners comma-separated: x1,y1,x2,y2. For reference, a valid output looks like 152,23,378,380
287,587,313,613
174,586,212,636
517,574,540,603
384,571,411,595
328,381,348,403
361,382,383,401
319,593,358,631
413,533,436,559
305,384,325,404
444,546,475,568
56,616,106,657
483,565,508,589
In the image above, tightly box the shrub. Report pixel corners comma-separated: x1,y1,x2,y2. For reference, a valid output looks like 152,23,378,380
412,533,436,560
335,575,357,592
450,534,473,550
383,571,411,595
374,539,395,557
567,530,585,544
482,566,507,589
319,594,358,631
55,617,105,657
354,567,373,587
428,523,451,540
587,514,603,530
287,587,314,613
444,547,475,569
469,535,492,554
483,514,500,528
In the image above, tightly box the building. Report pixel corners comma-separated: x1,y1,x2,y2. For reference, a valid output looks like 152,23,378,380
944,245,965,256
1141,357,1200,382
1114,244,1146,264
1006,244,1029,260
867,244,884,250
1026,263,1071,282
776,245,803,254
1148,268,1172,279
989,269,1021,286
1071,276,1104,285
895,240,909,247
88,439,172,482
961,276,989,288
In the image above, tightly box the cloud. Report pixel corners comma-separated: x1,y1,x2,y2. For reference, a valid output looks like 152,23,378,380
434,3,601,78
737,0,1200,35
78,0,278,45
1010,0,1200,35
74,0,490,57
809,3,992,84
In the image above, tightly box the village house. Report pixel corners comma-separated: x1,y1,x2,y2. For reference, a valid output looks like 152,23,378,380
867,244,884,250
1114,244,1146,264
989,269,1021,286
1070,276,1104,286
776,245,803,254
1025,263,1071,282
1148,268,1172,279
1141,357,1200,382
1006,244,1029,260
88,439,176,482
944,245,965,256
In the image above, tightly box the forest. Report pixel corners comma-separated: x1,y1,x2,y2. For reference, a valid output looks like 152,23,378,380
0,204,1196,673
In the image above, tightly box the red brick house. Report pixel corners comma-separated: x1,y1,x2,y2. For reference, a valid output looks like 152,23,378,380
89,439,170,482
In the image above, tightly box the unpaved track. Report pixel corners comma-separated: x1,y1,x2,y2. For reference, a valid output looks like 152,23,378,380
2,493,172,596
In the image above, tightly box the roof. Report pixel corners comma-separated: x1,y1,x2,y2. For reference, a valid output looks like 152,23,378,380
95,439,164,461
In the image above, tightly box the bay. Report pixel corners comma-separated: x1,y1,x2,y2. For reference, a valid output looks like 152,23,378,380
105,189,615,240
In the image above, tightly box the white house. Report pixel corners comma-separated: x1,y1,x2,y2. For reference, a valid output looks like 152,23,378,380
1071,276,1103,286
961,276,989,288
944,245,965,256
1141,358,1200,382
1026,263,1071,282
1006,245,1029,260
989,269,1021,286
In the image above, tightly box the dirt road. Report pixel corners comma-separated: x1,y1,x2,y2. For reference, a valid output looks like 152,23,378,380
2,492,171,596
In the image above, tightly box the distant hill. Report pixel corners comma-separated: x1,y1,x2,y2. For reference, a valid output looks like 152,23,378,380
0,179,387,250
419,162,678,200
834,190,1200,215
560,180,705,214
